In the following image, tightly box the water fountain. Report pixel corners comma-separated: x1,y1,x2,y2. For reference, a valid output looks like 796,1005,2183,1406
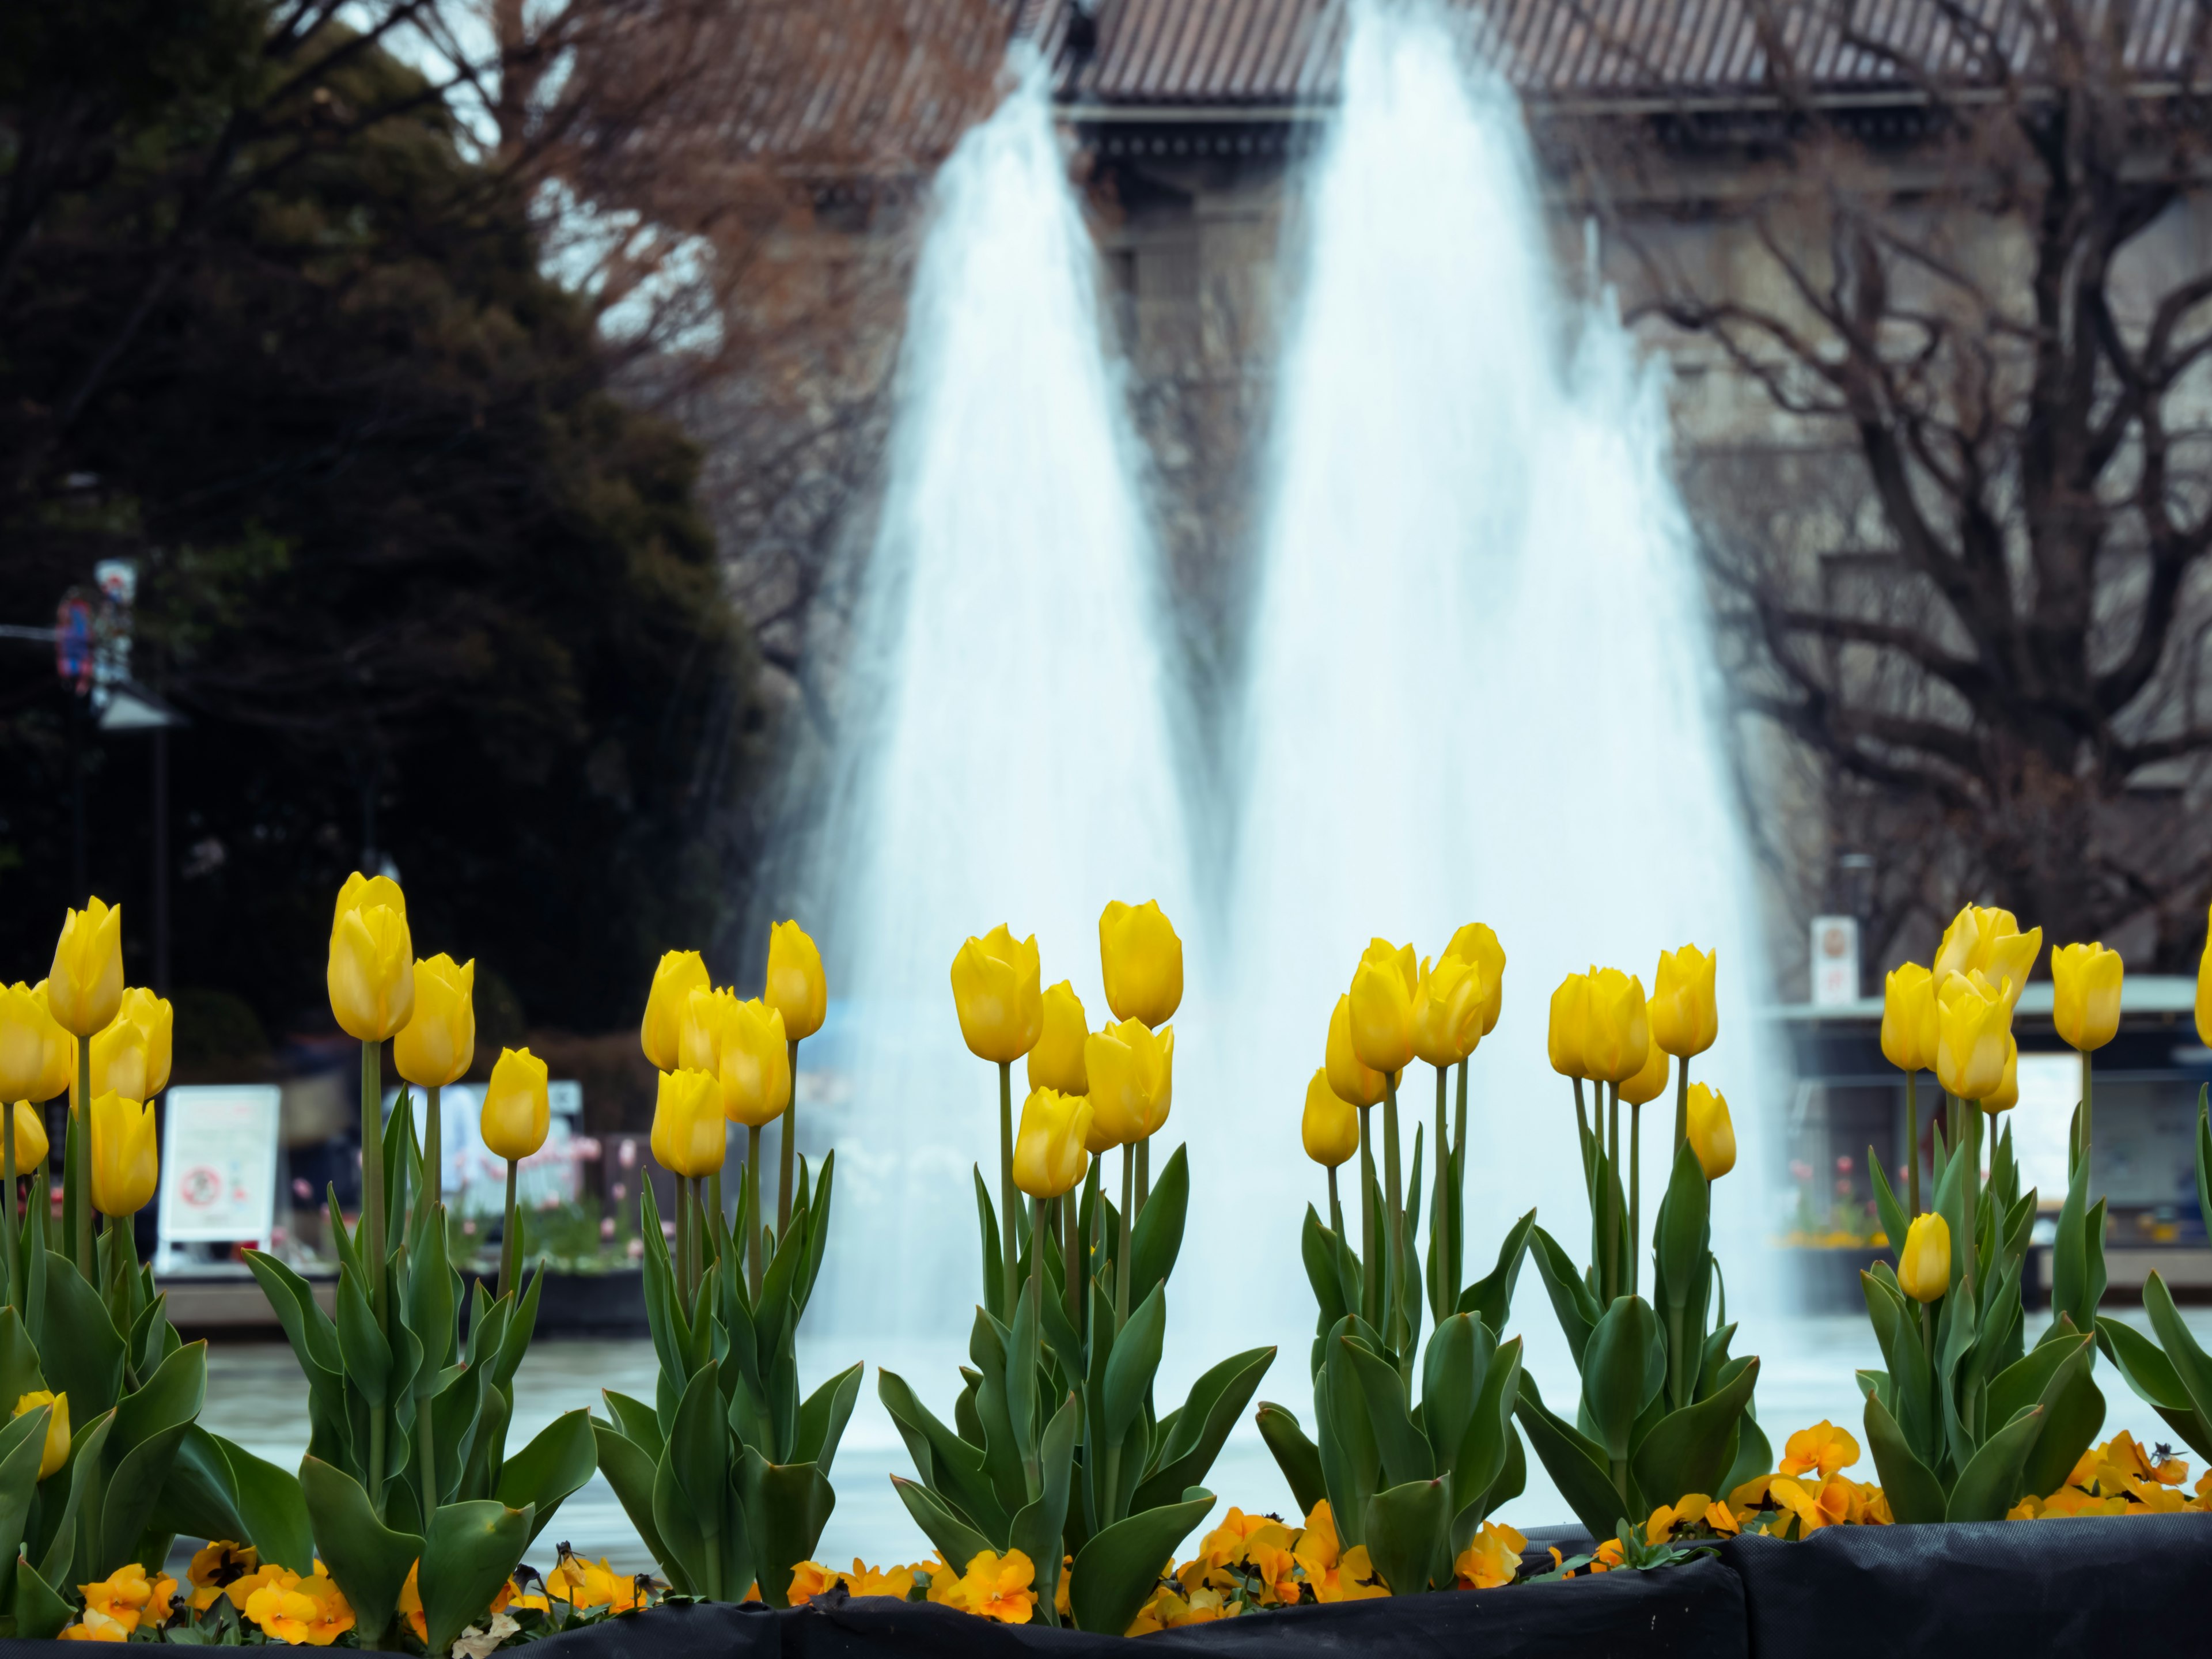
801,47,1198,1344
1192,0,1777,1453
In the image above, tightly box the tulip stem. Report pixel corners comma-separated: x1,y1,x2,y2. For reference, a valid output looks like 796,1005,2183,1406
1573,1079,1594,1213
1061,1190,1081,1335
423,1084,442,1234
1381,1072,1404,1338
746,1125,763,1298
75,1039,94,1279
998,1061,1018,1322
2077,1048,2092,1181
361,1041,387,1317
1903,1072,1919,1219
500,1157,518,1302
1135,1135,1150,1220
674,1175,691,1307
417,1369,439,1535
1433,1064,1450,1312
1358,1107,1380,1328
1604,1084,1620,1306
1453,1058,1468,1288
778,1037,800,1236
1025,1199,1046,1502
709,1169,724,1267
2,1104,16,1310
1672,1060,1689,1153
1116,1143,1134,1332
1628,1096,1642,1298
1327,1164,1343,1247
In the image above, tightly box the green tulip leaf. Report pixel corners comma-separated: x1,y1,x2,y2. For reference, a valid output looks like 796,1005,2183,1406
590,1418,681,1592
877,1369,1006,1540
972,1168,1004,1325
798,1152,837,1315
10,1550,72,1639
495,1410,596,1547
2050,1154,2090,1334
1945,1402,2045,1522
1512,1372,1625,1540
1720,1411,1772,1501
1101,1286,1166,1446
300,1455,421,1641
0,1406,51,1603
602,1388,665,1461
1419,1315,1481,1472
1456,1210,1535,1335
1128,1146,1190,1308
1630,1354,1759,1512
96,1418,194,1577
1004,1278,1041,1477
1301,1207,1350,1338
1868,1148,1909,1270
1654,1143,1710,1313
404,1210,457,1388
1581,1296,1664,1463
2142,1273,2212,1448
37,1407,111,1588
1861,1391,1945,1524
1525,1225,1600,1368
419,1499,531,1654
1362,1477,1449,1595
1449,1336,1521,1525
1342,1334,1434,1486
669,1362,734,1535
0,1310,46,1409
794,1362,865,1475
1130,1346,1274,1515
33,1256,124,1424
650,1443,713,1596
1253,1402,1327,1519
1986,1331,2083,1429
1009,1394,1082,1624
738,1450,834,1609
1069,1488,1214,1635
1317,1323,1381,1546
889,1475,994,1574
152,1424,244,1548
966,1309,1029,1524
209,1435,313,1575
2018,1361,2105,1502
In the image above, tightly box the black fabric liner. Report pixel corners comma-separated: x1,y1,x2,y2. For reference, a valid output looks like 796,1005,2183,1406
0,1517,2199,1659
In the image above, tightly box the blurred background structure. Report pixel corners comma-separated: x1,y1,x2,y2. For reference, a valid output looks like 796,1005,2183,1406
4,1,2210,1290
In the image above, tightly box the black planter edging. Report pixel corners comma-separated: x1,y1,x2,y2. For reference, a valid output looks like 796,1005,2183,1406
1724,1512,2212,1658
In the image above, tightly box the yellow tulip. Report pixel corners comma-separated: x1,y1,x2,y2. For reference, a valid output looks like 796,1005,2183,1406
89,987,172,1103
766,921,827,1041
1879,963,1937,1074
1685,1083,1735,1179
1444,923,1506,1036
1897,1212,1950,1303
1028,982,1090,1096
950,927,1042,1064
1582,968,1650,1085
679,985,739,1077
333,871,406,927
12,1391,69,1480
719,999,790,1128
479,1047,550,1161
1347,940,1416,1075
1084,1018,1172,1145
6,1103,48,1169
2198,903,2212,1049
1932,904,2040,1012
47,897,124,1038
1982,1036,2019,1115
0,982,71,1104
2051,942,2122,1054
1012,1088,1092,1199
1547,973,1590,1079
1301,1070,1359,1168
650,1067,725,1178
1650,945,1717,1059
1099,900,1183,1028
1410,955,1484,1067
394,955,475,1089
327,899,414,1043
88,1092,157,1217
1325,995,1385,1108
640,950,709,1072
1618,1010,1671,1107
1936,970,2012,1100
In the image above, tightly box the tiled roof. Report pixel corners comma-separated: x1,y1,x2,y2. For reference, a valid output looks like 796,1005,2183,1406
1021,0,2211,109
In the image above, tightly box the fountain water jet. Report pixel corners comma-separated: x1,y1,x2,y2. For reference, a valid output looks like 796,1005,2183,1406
801,50,1198,1340
1192,0,1776,1426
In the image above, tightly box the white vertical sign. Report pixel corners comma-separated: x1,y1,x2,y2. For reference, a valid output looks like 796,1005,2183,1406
156,1085,282,1268
1810,915,1861,1007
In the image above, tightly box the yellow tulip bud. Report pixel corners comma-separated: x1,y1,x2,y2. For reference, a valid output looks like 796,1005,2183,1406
395,955,475,1089
479,1047,550,1161
1547,973,1590,1080
1347,940,1416,1075
1099,900,1183,1029
640,950,709,1072
650,1067,725,1178
1685,1082,1735,1179
1897,1212,1950,1303
2198,906,2212,1048
1444,924,1506,1037
765,921,827,1042
1982,1036,2019,1115
6,1103,48,1169
1012,1088,1092,1199
12,1391,69,1481
1649,945,1717,1059
327,895,414,1044
334,871,407,927
2050,942,2122,1054
1581,968,1650,1086
950,927,1042,1065
1301,1069,1359,1168
1936,970,2012,1100
1879,963,1937,1074
47,898,124,1038
1982,927,2041,1013
1027,982,1090,1096
88,1091,157,1217
1933,904,2040,1013
1410,955,1484,1068
1325,995,1384,1108
0,983,71,1105
719,999,790,1128
679,986,738,1077
1618,1010,1671,1107
1085,1018,1172,1146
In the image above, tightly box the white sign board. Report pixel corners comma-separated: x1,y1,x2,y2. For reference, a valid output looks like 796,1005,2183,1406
156,1086,281,1258
1810,915,1861,1006
384,1081,586,1218
2009,1053,2080,1203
